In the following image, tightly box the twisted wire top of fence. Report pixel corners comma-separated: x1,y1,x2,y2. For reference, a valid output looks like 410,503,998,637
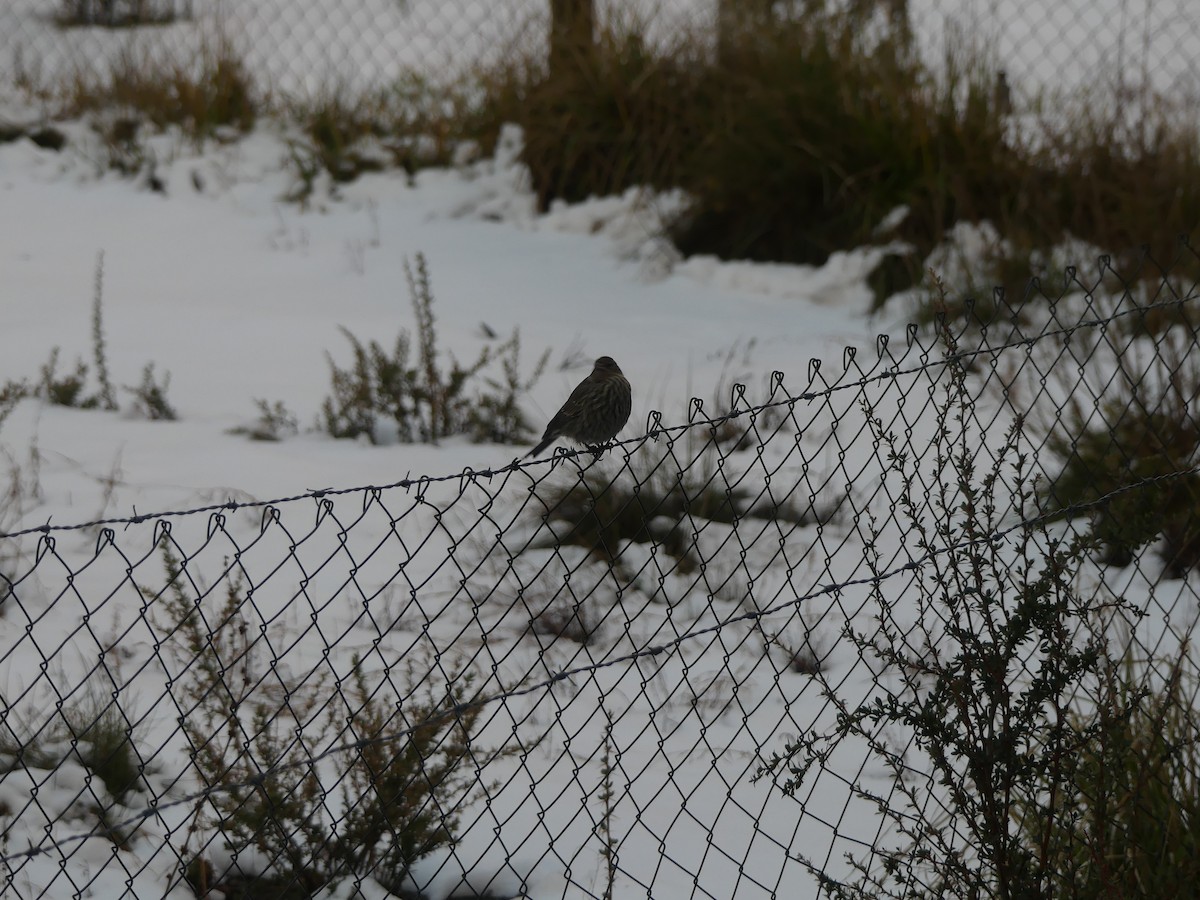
3,247,1189,541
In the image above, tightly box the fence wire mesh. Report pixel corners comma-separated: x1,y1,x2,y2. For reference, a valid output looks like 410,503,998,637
2,246,1200,898
2,1,1199,103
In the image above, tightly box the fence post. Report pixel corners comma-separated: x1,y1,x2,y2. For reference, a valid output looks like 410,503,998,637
715,0,776,65
548,0,595,79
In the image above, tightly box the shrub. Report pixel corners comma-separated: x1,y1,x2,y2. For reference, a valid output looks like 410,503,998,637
39,347,94,407
0,380,27,433
63,39,256,148
331,662,486,894
1042,329,1200,575
0,415,39,610
149,546,327,895
1018,649,1200,898
757,338,1151,897
477,6,1200,304
322,252,546,445
228,399,299,442
56,0,189,28
149,544,495,897
21,251,176,418
528,434,838,579
465,330,550,444
33,252,120,410
90,251,118,410
124,362,177,420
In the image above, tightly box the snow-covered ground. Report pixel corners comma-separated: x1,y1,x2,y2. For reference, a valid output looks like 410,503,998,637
0,109,913,899
2,114,1197,900
2,4,1199,900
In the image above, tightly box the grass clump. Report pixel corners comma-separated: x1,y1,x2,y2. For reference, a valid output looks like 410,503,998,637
63,40,256,150
322,252,548,445
1043,333,1200,575
673,13,1006,267
529,436,838,578
283,73,512,201
491,7,1009,268
26,251,178,419
66,688,147,806
27,1,1200,307
1034,109,1200,271
56,0,189,29
0,683,146,805
149,544,495,898
0,670,149,850
1018,649,1200,898
514,20,702,213
758,333,1158,897
471,5,1200,306
528,595,606,647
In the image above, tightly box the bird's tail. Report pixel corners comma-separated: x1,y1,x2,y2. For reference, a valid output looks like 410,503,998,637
525,436,554,459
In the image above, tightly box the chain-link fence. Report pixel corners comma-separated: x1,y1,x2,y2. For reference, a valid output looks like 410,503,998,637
2,247,1200,898
2,0,1199,103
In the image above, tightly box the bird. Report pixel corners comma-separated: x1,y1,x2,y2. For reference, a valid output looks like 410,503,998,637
525,356,632,458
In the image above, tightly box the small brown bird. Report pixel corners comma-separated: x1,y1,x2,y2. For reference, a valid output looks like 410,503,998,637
526,356,632,458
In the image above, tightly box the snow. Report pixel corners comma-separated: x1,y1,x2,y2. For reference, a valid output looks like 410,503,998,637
1,123,883,507
2,4,1199,900
0,113,907,898
1,119,1195,899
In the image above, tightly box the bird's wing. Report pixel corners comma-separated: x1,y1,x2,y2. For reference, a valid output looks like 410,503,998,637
545,380,592,429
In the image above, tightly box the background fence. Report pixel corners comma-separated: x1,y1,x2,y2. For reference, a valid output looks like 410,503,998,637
2,0,1200,105
2,247,1200,898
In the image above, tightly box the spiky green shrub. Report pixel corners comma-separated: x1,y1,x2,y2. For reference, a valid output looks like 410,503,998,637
529,438,837,577
1017,651,1200,898
758,342,1152,897
149,544,494,897
64,41,255,143
477,6,1200,300
322,253,546,445
1044,334,1200,575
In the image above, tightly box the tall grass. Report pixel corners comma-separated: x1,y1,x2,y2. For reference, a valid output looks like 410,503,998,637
476,6,1200,298
24,4,1200,303
62,40,256,142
